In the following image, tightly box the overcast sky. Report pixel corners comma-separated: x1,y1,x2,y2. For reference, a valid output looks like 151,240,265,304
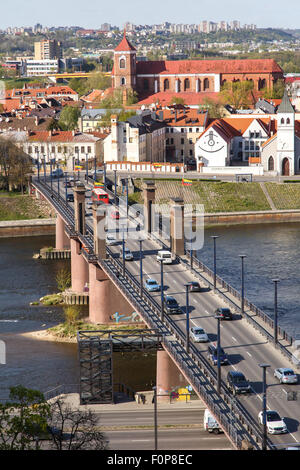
1,0,299,30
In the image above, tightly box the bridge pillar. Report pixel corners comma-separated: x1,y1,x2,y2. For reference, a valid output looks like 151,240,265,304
88,263,134,324
170,197,185,256
55,213,70,250
70,238,89,292
142,181,156,233
156,349,186,401
74,182,86,235
92,202,107,259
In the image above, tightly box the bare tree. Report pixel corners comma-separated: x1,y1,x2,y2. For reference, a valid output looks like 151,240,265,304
0,137,32,193
47,397,109,450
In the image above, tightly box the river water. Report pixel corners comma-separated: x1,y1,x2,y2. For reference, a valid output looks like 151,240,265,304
0,223,300,399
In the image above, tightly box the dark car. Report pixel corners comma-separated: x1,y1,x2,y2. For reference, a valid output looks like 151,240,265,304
164,295,181,314
214,307,232,320
66,194,74,202
64,181,72,188
227,370,251,395
188,281,201,292
207,344,228,366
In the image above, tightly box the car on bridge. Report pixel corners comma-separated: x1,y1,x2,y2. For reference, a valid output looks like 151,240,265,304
164,295,181,314
258,410,287,434
190,326,209,343
122,247,134,261
274,368,298,384
226,370,251,395
111,210,120,220
156,250,176,264
106,235,118,246
66,194,74,202
187,281,201,292
144,278,161,292
214,307,233,320
207,344,228,366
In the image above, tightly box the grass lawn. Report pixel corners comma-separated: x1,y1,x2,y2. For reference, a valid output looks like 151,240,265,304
265,183,300,210
0,193,47,221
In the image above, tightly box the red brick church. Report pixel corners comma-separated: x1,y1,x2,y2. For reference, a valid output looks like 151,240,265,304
112,32,284,104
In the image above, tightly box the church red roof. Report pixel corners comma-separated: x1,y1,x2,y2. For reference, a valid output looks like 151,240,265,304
136,59,283,75
114,32,136,52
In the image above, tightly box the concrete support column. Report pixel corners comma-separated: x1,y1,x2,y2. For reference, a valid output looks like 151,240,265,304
55,214,70,250
170,197,185,256
88,263,112,323
73,182,86,235
70,238,89,293
92,203,107,259
142,181,156,234
156,349,186,400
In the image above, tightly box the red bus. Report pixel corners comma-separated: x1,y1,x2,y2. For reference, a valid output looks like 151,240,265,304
91,188,110,205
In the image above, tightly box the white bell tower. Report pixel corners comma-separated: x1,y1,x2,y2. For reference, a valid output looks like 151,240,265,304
276,89,295,175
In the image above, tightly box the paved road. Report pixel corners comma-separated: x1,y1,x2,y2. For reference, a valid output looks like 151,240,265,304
51,175,300,449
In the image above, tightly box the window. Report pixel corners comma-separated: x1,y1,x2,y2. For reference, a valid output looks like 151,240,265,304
170,138,174,144
121,77,126,86
87,146,91,153
166,138,169,145
58,146,62,153
51,146,55,153
119,58,125,69
35,147,39,154
184,78,190,91
287,118,290,124
129,137,133,143
181,149,184,156
75,147,79,153
41,146,45,153
203,78,209,90
81,147,85,154
189,138,193,144
189,149,193,156
28,146,32,154
181,128,184,133
143,78,149,90
268,156,274,171
164,79,169,91
181,138,184,145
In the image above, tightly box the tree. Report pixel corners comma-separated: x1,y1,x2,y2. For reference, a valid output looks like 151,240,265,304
47,396,108,450
0,137,33,192
202,97,226,119
170,96,185,105
56,267,71,292
58,106,81,131
0,386,50,450
220,80,254,109
262,79,285,100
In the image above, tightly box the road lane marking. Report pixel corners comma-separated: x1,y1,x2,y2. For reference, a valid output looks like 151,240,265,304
246,352,252,357
232,336,237,342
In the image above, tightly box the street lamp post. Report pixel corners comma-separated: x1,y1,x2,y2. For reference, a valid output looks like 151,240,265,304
211,235,219,290
185,284,190,354
126,178,129,216
272,279,280,346
215,313,222,395
85,153,88,182
239,255,247,314
160,259,164,322
114,169,117,204
259,363,270,451
103,162,106,190
65,172,68,201
139,239,143,298
57,163,60,198
50,159,53,190
122,232,125,277
43,157,46,183
152,386,158,450
94,156,97,181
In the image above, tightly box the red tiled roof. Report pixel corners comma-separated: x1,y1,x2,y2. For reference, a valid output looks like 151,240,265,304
27,130,101,143
137,91,219,106
160,108,208,127
114,32,136,52
136,59,283,75
4,86,77,100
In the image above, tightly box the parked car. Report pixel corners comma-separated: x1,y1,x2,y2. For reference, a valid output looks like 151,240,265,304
187,281,201,292
214,307,233,320
258,410,287,434
190,326,209,343
203,408,221,434
106,235,118,246
66,193,74,202
227,370,251,395
207,343,228,366
144,278,161,292
274,368,298,384
164,295,181,314
123,247,133,261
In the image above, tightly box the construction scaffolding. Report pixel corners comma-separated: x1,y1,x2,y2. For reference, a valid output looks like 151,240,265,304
77,329,163,405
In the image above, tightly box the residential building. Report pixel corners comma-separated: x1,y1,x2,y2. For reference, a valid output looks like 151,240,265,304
34,40,62,60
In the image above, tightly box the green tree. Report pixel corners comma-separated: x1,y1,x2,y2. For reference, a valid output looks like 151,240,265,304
262,79,285,99
56,267,71,292
170,96,185,105
220,80,254,109
202,97,226,118
0,386,50,450
58,106,81,131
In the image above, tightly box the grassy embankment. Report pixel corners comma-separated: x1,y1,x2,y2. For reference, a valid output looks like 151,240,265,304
133,180,271,212
0,191,48,221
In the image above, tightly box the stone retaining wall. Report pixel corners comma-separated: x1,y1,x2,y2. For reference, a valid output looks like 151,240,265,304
0,219,56,238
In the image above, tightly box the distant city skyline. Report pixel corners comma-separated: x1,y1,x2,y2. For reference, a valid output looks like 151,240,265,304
0,0,299,30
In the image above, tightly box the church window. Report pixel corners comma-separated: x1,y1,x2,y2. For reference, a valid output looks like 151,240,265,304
204,78,209,90
119,58,126,69
121,77,126,86
164,79,169,91
287,118,290,124
281,118,284,124
268,156,274,171
184,78,190,91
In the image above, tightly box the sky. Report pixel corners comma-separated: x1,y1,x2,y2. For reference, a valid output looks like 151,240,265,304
1,0,300,30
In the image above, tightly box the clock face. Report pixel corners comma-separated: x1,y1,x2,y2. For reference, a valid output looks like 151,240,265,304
198,130,224,153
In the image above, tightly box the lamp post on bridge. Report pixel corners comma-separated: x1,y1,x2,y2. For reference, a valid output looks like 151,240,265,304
152,386,158,450
272,279,280,346
43,156,46,183
239,254,247,314
184,284,190,355
139,238,143,298
57,163,60,198
160,259,164,323
114,169,117,204
211,235,219,290
259,363,270,451
85,153,89,182
215,312,223,395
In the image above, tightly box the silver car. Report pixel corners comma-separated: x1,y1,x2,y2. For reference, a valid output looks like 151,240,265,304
274,368,298,384
190,326,209,343
123,248,133,261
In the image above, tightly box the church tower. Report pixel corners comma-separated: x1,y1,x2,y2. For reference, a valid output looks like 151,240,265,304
276,89,295,176
113,31,137,91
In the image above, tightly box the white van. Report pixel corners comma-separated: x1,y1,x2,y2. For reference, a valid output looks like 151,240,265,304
156,250,176,264
203,408,221,434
